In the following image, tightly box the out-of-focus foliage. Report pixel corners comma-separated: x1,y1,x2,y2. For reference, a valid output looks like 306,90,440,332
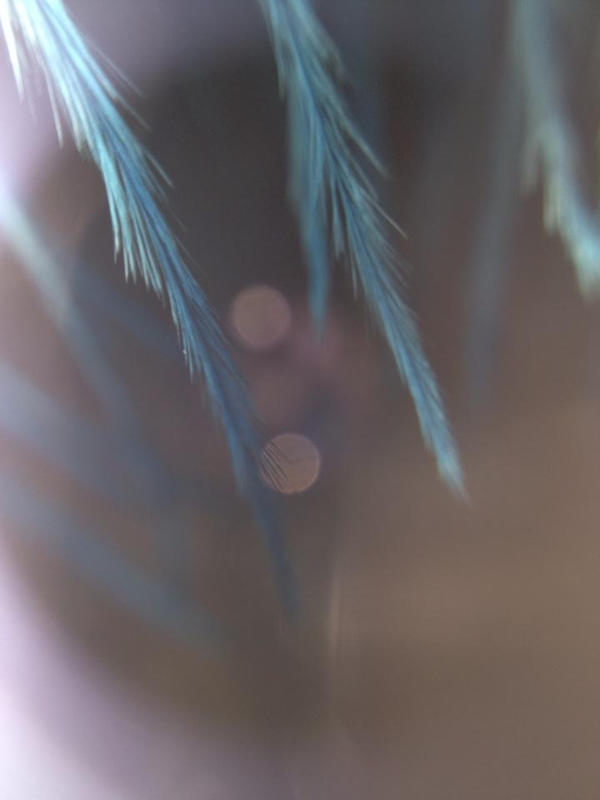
512,0,600,294
0,0,295,613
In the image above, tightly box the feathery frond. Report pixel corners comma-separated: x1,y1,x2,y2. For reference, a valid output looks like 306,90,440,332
512,0,600,293
0,0,295,608
258,0,462,491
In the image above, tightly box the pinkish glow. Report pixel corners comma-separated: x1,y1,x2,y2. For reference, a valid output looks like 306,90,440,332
229,285,292,352
262,432,321,494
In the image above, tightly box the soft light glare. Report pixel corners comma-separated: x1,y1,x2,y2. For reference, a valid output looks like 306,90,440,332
262,432,321,495
229,285,292,352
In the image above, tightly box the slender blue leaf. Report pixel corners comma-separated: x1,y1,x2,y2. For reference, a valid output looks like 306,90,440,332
259,0,463,491
0,0,295,608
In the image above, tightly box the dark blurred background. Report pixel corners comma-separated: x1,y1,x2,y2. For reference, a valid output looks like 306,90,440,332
1,1,600,797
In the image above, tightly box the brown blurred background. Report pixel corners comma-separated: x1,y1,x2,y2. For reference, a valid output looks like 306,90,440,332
1,1,600,797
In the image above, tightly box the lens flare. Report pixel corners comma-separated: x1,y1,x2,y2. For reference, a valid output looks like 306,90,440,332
229,285,292,352
261,432,321,495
